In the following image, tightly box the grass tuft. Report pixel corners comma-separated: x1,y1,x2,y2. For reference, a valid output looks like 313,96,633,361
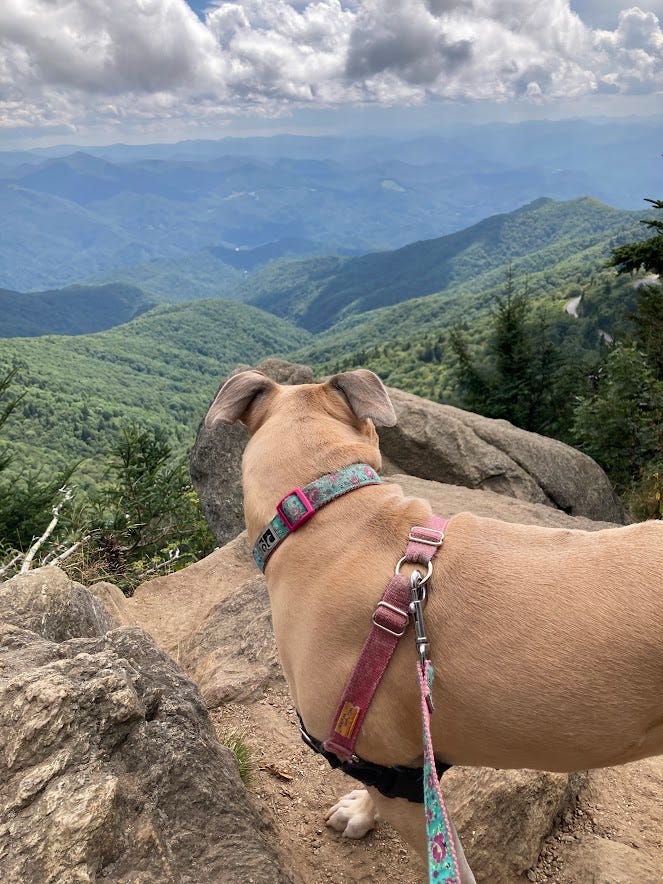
218,729,256,787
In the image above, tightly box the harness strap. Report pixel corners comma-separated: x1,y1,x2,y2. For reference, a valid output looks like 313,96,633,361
298,713,451,803
252,463,381,571
324,515,448,761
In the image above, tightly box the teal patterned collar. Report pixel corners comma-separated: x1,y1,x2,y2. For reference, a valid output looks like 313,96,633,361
252,463,381,572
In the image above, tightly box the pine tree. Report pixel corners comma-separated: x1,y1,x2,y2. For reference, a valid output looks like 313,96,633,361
450,270,566,435
0,368,76,553
610,198,663,277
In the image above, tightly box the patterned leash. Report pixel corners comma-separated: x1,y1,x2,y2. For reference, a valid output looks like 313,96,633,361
418,659,461,882
409,566,461,883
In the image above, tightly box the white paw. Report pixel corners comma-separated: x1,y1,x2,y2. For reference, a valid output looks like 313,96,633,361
325,788,379,839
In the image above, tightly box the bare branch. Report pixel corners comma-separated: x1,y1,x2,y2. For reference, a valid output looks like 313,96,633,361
141,547,182,578
0,552,24,580
19,487,73,574
49,536,91,566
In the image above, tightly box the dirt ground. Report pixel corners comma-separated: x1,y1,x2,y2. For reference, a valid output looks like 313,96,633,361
212,684,425,884
212,684,663,884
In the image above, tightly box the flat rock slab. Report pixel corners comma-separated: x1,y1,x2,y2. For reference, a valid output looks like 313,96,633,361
392,474,618,530
110,533,257,658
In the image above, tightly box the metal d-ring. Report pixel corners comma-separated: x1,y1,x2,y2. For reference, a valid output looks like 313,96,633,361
394,557,433,586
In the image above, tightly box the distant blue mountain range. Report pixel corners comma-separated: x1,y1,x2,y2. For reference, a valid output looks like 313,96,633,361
0,118,659,292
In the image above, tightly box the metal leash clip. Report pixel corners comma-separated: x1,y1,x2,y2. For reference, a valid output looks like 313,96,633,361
409,570,434,713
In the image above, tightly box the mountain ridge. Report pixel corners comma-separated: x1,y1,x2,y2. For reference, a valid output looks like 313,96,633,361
242,197,645,332
0,283,153,338
2,119,660,291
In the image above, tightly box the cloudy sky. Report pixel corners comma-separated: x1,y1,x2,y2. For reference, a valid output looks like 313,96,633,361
1,0,661,146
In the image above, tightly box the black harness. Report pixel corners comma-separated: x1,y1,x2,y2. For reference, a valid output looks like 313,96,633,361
298,713,451,803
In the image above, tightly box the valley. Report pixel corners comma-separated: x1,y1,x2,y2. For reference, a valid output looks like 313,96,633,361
0,122,660,508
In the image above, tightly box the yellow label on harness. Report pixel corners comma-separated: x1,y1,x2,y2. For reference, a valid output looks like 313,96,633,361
335,702,361,738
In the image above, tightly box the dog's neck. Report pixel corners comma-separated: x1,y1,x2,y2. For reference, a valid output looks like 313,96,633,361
241,415,382,544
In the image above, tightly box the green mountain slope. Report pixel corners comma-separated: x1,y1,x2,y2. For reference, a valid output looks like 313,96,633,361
85,251,245,303
83,239,358,304
0,195,652,493
0,299,311,482
0,283,152,337
243,198,645,332
293,231,634,364
0,183,158,291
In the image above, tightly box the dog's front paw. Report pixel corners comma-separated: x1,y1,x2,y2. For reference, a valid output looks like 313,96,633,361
325,788,379,839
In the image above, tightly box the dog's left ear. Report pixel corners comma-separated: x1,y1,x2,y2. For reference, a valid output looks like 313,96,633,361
204,370,277,428
328,370,397,427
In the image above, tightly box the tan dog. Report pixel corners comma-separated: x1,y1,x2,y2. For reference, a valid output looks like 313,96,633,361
205,368,663,883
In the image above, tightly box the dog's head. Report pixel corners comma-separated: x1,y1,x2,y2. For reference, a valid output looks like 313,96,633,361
204,368,397,438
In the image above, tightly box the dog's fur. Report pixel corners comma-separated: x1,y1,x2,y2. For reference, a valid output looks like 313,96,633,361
206,368,663,882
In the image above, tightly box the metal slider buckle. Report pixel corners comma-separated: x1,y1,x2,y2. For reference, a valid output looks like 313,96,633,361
372,600,410,637
408,526,444,547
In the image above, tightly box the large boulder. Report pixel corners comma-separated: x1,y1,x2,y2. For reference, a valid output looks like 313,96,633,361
182,575,284,707
0,566,115,641
191,361,625,545
117,532,257,655
0,567,293,884
379,387,625,524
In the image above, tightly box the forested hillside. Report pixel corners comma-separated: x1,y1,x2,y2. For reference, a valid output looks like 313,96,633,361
0,300,311,482
84,239,357,304
0,195,652,480
0,284,152,337
242,198,646,331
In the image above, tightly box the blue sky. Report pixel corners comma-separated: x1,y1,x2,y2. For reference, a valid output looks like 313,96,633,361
1,1,661,147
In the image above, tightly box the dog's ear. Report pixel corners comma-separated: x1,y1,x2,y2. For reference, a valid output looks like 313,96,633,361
328,370,397,427
205,370,277,428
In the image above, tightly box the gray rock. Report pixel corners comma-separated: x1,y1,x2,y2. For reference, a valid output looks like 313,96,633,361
392,475,618,531
379,387,625,523
0,568,293,884
190,417,248,547
0,566,116,640
444,767,585,884
251,358,315,384
127,533,258,658
182,576,284,707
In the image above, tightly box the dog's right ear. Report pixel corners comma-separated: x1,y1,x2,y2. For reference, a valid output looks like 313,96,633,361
204,370,277,428
328,369,397,427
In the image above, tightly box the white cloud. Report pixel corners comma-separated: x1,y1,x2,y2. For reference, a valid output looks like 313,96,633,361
593,7,663,93
0,0,661,135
